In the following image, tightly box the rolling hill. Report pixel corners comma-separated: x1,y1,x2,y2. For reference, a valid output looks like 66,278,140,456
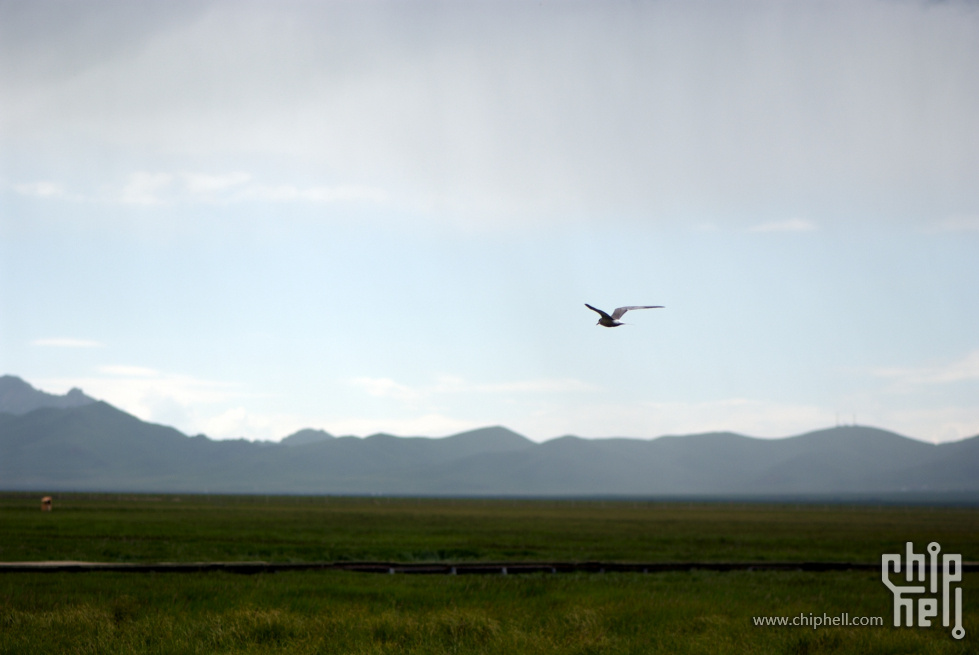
1,375,976,497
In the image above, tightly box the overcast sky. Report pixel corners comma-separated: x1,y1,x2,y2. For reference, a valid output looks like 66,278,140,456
2,0,977,443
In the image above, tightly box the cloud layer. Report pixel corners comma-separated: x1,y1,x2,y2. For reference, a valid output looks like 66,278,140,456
12,171,386,207
4,0,978,228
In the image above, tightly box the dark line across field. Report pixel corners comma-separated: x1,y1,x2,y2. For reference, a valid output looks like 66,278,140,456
4,560,978,575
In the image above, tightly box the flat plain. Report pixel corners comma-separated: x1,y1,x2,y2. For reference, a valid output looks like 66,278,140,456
1,493,976,653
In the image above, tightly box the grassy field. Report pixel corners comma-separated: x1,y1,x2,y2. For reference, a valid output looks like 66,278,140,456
1,493,977,653
2,493,977,563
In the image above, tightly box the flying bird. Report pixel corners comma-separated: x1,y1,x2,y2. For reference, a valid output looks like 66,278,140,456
585,303,664,327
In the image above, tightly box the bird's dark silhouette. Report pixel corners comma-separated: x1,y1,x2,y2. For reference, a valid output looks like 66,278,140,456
585,303,663,327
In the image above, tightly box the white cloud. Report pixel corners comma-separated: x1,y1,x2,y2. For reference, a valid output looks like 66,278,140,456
31,338,104,348
513,397,830,441
200,406,311,441
351,375,595,402
877,406,979,444
324,413,481,439
873,350,979,386
12,181,66,198
37,369,251,435
118,172,173,205
351,377,422,401
19,171,387,208
182,171,252,194
98,365,158,377
748,218,817,233
203,408,481,442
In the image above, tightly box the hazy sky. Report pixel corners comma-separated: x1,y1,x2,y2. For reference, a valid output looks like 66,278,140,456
2,0,977,443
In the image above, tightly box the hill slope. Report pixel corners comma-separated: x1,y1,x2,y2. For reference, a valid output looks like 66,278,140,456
1,375,976,496
0,375,96,415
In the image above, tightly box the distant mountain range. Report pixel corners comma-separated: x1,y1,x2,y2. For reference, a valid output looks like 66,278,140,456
1,375,977,498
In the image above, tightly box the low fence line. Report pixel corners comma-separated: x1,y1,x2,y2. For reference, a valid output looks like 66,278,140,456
3,560,976,575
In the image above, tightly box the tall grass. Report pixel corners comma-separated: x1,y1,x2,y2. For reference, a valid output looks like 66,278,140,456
1,570,975,654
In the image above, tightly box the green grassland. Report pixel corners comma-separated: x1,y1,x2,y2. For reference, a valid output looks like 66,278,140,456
2,493,977,563
1,493,977,653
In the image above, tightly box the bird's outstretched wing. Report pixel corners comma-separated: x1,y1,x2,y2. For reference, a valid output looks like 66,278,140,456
610,305,664,320
584,304,612,320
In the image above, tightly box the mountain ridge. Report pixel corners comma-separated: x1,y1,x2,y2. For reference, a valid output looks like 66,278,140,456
0,375,96,415
1,375,976,497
